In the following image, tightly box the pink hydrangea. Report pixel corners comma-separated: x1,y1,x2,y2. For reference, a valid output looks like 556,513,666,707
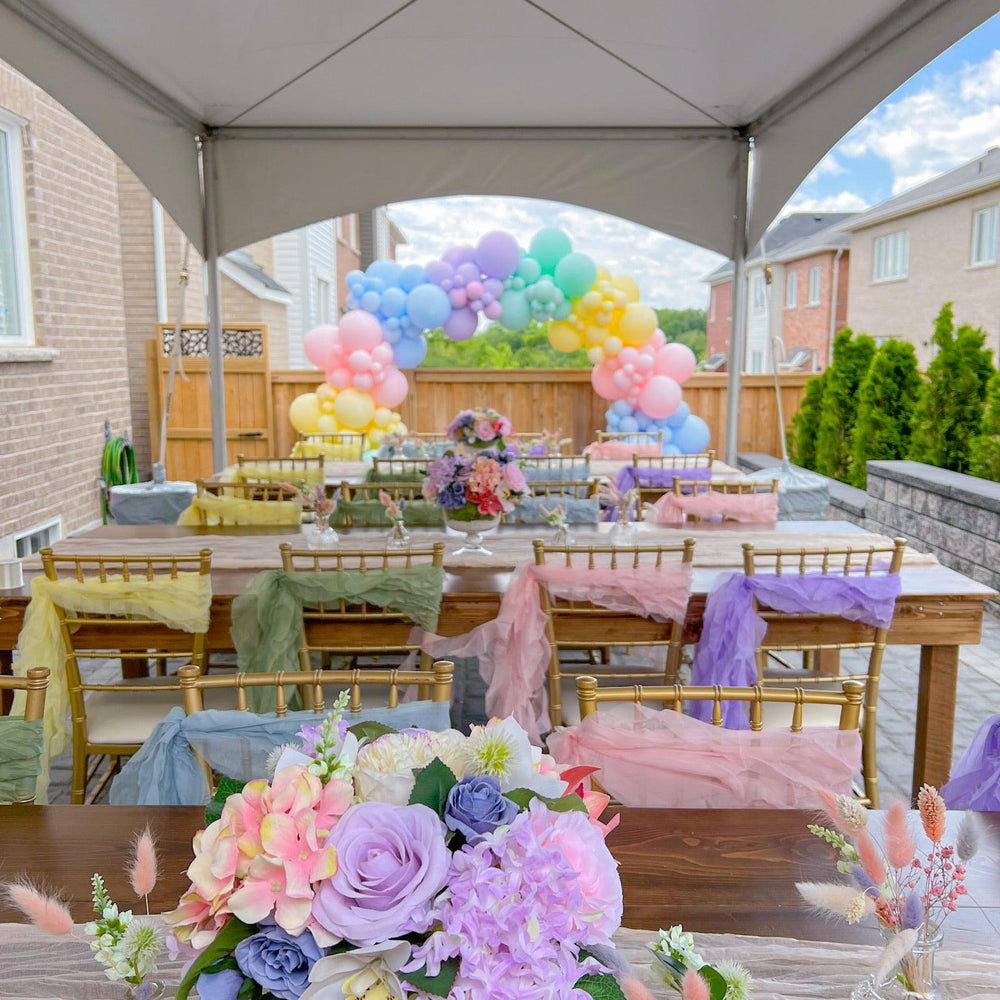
502,461,527,493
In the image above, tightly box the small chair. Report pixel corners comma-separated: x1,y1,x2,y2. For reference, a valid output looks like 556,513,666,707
742,537,907,807
596,430,663,447
508,480,601,525
0,667,50,805
236,453,325,485
296,432,366,460
632,450,715,471
534,539,696,728
370,457,428,482
643,478,779,524
519,454,591,483
40,547,213,803
183,480,303,527
336,481,443,528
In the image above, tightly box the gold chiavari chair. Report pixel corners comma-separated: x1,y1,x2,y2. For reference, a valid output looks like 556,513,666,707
336,481,443,529
39,547,213,803
297,432,366,460
595,430,664,447
632,450,715,471
191,480,303,526
742,537,907,807
342,480,428,505
533,539,696,728
0,668,50,804
519,455,591,483
658,478,780,523
198,480,299,501
505,480,601,525
370,457,428,482
236,453,325,484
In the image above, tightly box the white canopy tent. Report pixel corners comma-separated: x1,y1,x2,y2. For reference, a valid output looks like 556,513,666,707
1,0,996,467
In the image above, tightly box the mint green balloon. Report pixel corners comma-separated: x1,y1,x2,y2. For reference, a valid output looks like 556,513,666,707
516,255,541,284
554,252,597,298
529,227,572,274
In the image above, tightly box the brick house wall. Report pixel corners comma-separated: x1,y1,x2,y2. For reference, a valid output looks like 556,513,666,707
336,214,362,300
0,59,131,545
780,250,849,368
705,279,732,358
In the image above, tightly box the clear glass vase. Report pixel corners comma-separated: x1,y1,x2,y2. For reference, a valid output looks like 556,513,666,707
386,517,411,549
305,510,339,549
446,514,500,555
608,504,639,547
124,980,165,1000
852,931,946,1000
551,523,574,546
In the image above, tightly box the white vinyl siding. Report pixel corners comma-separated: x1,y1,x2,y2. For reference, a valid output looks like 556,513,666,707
751,273,765,313
808,265,821,305
315,276,331,324
0,110,33,345
872,230,909,282
971,206,998,266
785,271,797,308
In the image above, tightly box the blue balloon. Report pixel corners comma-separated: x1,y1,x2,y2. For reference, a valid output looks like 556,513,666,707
360,290,381,313
398,264,427,292
381,322,402,345
366,260,403,287
392,335,427,368
380,286,407,318
663,444,681,456
405,283,451,330
606,411,621,430
346,293,360,310
665,401,690,428
619,416,639,433
672,415,711,454
498,289,531,331
345,269,365,287
611,400,633,417
363,276,386,294
634,412,650,431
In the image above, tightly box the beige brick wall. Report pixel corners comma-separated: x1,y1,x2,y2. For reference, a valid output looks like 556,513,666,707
0,60,130,543
847,188,1000,366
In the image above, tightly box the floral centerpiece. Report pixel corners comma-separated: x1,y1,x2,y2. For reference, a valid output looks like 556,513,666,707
162,706,628,1000
422,452,526,522
445,408,513,451
798,786,979,999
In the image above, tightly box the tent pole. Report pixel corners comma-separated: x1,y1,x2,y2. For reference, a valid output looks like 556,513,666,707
200,134,228,473
724,139,751,467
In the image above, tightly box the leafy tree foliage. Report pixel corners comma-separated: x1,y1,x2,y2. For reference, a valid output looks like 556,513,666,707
655,308,707,361
969,370,1000,482
847,339,923,488
908,303,995,473
814,329,876,480
789,369,828,470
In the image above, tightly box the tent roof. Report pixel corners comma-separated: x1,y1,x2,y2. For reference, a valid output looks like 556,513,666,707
1,0,996,257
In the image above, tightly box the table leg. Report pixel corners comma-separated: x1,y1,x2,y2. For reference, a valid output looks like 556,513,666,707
912,643,959,802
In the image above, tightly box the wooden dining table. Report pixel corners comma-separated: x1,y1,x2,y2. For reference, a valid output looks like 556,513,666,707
0,519,995,799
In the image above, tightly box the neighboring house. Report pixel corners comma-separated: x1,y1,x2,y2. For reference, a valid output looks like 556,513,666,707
844,147,1000,366
704,213,853,372
0,58,131,554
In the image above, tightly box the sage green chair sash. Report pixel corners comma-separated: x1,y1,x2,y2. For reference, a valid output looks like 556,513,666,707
0,718,44,805
331,499,444,529
366,469,425,484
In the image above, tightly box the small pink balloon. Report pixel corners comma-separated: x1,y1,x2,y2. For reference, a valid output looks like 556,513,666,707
637,353,654,372
371,367,408,408
339,310,383,352
347,349,372,372
484,300,503,320
622,363,635,376
373,369,386,383
650,329,667,349
371,361,384,376
591,362,622,400
327,366,351,390
619,347,639,366
449,288,468,308
371,343,393,365
654,342,697,384
466,281,485,300
612,369,631,392
303,325,337,370
638,374,682,419
352,373,374,392
626,387,641,405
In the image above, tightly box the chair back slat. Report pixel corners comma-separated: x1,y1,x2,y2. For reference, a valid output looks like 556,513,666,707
297,432,366,460
595,430,663,446
0,667,50,722
236,454,325,481
632,450,714,470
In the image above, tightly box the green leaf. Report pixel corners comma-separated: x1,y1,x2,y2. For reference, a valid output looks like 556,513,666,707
205,777,246,825
175,918,257,1000
504,788,589,814
652,952,688,983
347,720,397,742
574,971,628,1000
408,758,458,817
402,957,460,997
236,977,263,1000
698,965,730,1000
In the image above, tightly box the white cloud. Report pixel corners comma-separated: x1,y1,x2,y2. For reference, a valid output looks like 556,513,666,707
803,153,847,183
782,191,870,214
388,195,724,310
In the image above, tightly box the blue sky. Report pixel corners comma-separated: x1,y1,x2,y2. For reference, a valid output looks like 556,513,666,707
390,14,1000,312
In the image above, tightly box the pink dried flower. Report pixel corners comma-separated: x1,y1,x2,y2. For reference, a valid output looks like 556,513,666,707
884,801,916,870
128,826,159,898
681,969,710,1000
2,882,74,935
855,829,886,886
917,785,946,843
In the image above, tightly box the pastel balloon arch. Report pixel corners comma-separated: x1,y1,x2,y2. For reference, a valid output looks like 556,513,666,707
290,227,708,456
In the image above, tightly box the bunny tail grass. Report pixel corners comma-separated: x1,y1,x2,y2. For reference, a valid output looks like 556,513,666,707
681,969,711,1000
620,976,657,1000
128,826,159,898
3,881,74,934
874,929,918,984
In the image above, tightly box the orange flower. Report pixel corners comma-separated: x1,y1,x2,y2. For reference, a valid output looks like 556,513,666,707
917,784,946,842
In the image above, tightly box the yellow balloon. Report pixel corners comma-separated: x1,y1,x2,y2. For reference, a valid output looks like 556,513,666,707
594,266,612,285
316,383,337,406
288,392,321,434
584,325,608,347
321,400,336,414
618,302,657,346
611,274,641,303
587,346,605,365
373,406,393,428
603,335,623,357
333,387,376,430
396,421,408,436
367,428,386,446
317,414,340,434
548,321,583,353
581,290,602,312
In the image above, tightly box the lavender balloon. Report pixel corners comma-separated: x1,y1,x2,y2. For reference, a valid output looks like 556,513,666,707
443,307,478,341
475,230,521,280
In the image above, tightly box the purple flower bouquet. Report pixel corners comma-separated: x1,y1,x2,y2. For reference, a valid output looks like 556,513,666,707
164,711,627,1000
422,451,527,521
445,408,513,450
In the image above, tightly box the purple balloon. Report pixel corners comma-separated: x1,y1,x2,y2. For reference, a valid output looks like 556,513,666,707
443,307,478,341
455,261,480,284
442,244,477,268
483,277,504,298
475,231,521,280
424,260,454,286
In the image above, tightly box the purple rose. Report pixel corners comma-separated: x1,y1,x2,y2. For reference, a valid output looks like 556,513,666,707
438,481,468,510
444,775,518,843
195,969,243,1000
234,925,321,1000
312,802,450,946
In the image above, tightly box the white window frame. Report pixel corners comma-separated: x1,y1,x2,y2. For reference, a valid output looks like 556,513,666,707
970,205,998,267
785,271,797,309
4,517,62,559
808,265,821,305
0,108,35,346
315,275,331,325
750,273,765,313
335,217,345,242
349,214,359,253
872,230,909,282
708,287,715,322
749,349,764,372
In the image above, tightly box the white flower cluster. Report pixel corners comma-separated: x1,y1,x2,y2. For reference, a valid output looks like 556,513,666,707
651,924,705,971
84,874,161,983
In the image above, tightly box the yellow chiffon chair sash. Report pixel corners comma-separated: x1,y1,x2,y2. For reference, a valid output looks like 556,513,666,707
178,494,302,526
237,463,324,486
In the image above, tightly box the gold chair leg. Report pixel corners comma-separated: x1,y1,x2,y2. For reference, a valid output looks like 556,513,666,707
70,749,88,805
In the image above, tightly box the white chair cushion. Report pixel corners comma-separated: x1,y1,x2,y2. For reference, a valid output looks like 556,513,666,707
760,700,849,731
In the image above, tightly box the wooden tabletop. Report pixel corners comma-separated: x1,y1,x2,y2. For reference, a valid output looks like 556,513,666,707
1,806,997,947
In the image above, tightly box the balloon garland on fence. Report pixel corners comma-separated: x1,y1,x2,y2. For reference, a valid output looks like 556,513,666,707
288,227,707,454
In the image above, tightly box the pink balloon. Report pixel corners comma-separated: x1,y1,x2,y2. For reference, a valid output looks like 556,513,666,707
443,307,478,341
371,368,408,408
449,288,468,308
612,370,631,392
626,387,641,406
371,361,384,376
466,281,485,300
637,353,655,372
654,342,697,384
650,329,667,349
303,325,337,369
638,375,682,419
327,366,351,390
352,373,374,392
619,347,639,365
591,362,622,400
484,300,503,320
348,350,372,372
371,343,393,365
339,310,383,352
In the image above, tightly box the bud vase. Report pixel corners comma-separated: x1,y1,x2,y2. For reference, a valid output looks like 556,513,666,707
124,980,165,1000
851,931,945,1000
305,510,339,549
386,517,411,549
608,505,638,547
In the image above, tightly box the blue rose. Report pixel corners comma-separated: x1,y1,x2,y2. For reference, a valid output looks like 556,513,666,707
444,774,519,843
439,482,469,510
234,925,322,1000
195,968,243,1000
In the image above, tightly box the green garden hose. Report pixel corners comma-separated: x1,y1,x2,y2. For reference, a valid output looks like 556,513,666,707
101,436,138,523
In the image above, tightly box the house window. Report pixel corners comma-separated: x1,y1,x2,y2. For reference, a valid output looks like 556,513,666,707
751,274,765,313
808,265,821,305
872,230,909,281
8,518,61,558
315,277,331,324
785,272,797,308
335,217,345,242
971,206,998,266
0,110,33,345
349,214,359,252
750,350,764,372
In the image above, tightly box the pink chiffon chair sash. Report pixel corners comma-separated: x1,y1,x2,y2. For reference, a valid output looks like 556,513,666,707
648,491,779,525
584,441,661,460
547,703,861,808
422,562,694,742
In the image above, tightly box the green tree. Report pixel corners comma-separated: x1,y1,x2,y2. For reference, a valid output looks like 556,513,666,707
655,307,708,361
847,339,923,488
815,329,876,481
789,370,828,470
969,370,1000,482
421,321,590,368
909,303,995,472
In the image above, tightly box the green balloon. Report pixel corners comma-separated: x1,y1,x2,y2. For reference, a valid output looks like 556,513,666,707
554,252,598,299
516,255,541,284
529,227,572,274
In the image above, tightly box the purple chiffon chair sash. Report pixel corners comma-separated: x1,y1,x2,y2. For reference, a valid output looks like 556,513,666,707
942,714,1000,809
648,491,779,525
690,571,902,728
615,465,713,492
